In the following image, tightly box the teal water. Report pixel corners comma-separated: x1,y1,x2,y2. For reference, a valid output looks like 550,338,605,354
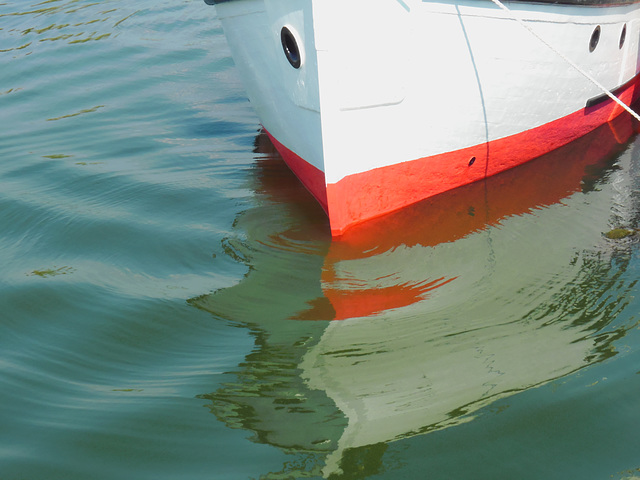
1,1,640,479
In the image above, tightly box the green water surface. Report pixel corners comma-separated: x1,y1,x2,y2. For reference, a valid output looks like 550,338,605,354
1,1,639,479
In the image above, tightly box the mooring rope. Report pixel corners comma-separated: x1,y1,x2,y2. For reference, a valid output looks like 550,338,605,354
488,0,640,122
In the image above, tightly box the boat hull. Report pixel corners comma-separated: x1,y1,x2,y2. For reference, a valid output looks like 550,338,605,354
209,0,640,236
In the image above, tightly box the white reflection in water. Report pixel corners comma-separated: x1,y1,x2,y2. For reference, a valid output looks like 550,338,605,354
193,114,640,478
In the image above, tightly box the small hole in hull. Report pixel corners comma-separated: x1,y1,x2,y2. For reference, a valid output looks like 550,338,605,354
620,24,627,49
468,156,476,167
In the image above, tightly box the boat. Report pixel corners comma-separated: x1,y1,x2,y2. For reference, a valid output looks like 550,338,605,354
204,0,640,236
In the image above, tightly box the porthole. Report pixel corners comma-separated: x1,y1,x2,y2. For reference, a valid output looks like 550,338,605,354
620,24,627,49
281,26,302,69
589,25,601,52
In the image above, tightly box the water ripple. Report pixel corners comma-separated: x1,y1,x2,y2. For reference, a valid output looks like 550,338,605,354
2,1,640,479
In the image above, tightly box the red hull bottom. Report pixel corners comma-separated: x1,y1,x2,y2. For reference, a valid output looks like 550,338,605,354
267,74,640,237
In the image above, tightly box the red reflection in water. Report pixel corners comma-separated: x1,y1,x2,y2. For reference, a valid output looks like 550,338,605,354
256,111,638,321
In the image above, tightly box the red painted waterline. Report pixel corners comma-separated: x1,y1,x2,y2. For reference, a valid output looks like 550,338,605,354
267,74,640,237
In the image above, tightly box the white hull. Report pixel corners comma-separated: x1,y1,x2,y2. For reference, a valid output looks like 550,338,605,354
208,0,640,235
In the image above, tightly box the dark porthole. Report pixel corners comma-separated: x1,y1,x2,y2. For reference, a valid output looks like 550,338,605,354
589,25,601,52
281,27,301,69
620,24,627,49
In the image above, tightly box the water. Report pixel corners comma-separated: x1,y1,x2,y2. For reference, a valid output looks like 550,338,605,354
1,1,640,479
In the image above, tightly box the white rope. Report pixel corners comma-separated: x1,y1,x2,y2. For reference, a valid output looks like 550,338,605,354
488,0,640,122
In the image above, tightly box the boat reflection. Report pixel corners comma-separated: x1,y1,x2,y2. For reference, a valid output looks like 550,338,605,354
190,112,640,479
